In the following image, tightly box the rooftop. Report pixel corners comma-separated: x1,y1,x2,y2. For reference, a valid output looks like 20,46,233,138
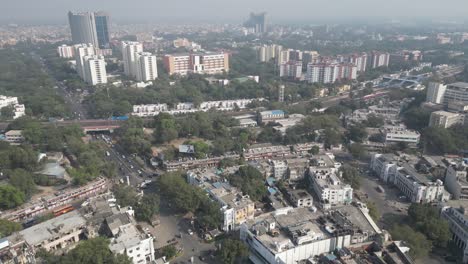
16,210,86,246
109,224,147,253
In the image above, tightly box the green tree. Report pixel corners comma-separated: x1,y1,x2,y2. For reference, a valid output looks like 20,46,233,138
0,219,22,237
366,202,380,221
228,166,267,201
9,169,36,199
308,145,320,155
423,127,457,154
0,105,15,120
0,185,25,209
40,237,131,264
346,125,368,143
153,113,179,144
113,185,138,207
135,194,160,222
390,224,432,259
218,238,249,264
408,204,451,248
161,245,178,260
349,143,367,159
340,164,361,189
402,107,431,131
365,114,384,128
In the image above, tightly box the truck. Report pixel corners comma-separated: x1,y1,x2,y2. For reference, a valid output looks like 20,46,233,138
376,185,385,193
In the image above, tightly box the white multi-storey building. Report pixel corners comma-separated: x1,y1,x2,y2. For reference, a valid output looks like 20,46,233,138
122,41,143,78
370,51,390,68
0,95,25,119
441,206,468,263
132,104,168,117
163,52,229,75
73,43,96,80
308,154,352,206
83,55,107,85
57,45,75,58
429,110,465,128
109,224,155,264
256,44,282,62
370,153,450,203
135,52,158,82
426,82,447,104
240,206,381,264
279,61,302,80
381,125,420,145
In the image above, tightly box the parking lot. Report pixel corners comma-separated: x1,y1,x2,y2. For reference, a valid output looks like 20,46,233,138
355,163,410,229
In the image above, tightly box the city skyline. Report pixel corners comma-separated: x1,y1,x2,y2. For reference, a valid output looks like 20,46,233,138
2,0,468,24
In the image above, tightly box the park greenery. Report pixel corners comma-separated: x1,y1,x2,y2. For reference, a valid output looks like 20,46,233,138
158,172,222,230
113,185,160,223
340,164,361,189
0,48,69,118
390,203,451,259
0,219,22,237
228,166,267,202
37,237,131,264
217,237,249,264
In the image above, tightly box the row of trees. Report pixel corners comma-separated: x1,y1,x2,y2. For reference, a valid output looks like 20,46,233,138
158,173,222,230
390,204,451,259
113,185,160,222
0,48,69,118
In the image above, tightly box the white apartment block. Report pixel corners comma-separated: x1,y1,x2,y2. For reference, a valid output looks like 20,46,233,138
135,52,158,82
0,95,25,119
444,163,468,200
441,206,468,263
348,52,368,72
429,110,465,128
131,99,257,117
122,41,143,78
370,51,390,68
370,153,450,203
240,206,381,264
57,45,75,58
305,63,356,84
426,82,447,104
256,44,282,62
109,224,155,264
83,55,107,85
441,206,468,264
132,104,168,117
381,125,420,145
279,61,302,80
73,43,96,80
427,82,468,106
308,154,352,206
163,53,229,76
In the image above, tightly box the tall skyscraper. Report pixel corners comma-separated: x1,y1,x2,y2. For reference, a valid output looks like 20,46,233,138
83,55,107,85
94,12,111,48
73,43,96,79
68,11,110,48
73,44,107,85
244,12,267,34
121,41,143,78
135,52,158,82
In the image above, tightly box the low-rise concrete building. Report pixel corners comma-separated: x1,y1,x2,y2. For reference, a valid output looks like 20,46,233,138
370,153,450,203
441,205,468,263
429,110,465,128
240,206,382,264
382,125,420,145
288,189,313,208
4,130,24,144
258,110,285,124
8,210,88,252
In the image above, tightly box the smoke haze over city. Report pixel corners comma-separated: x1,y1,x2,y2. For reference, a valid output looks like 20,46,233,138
2,0,468,24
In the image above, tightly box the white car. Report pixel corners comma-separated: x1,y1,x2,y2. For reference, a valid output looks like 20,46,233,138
188,229,194,235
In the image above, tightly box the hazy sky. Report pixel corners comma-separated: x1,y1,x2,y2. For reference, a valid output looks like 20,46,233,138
2,0,468,24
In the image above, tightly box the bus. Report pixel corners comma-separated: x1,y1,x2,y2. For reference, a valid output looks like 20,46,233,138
53,205,74,217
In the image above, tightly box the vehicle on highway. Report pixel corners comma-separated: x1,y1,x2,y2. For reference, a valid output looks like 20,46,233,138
122,155,126,159
106,151,110,156
376,185,385,193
